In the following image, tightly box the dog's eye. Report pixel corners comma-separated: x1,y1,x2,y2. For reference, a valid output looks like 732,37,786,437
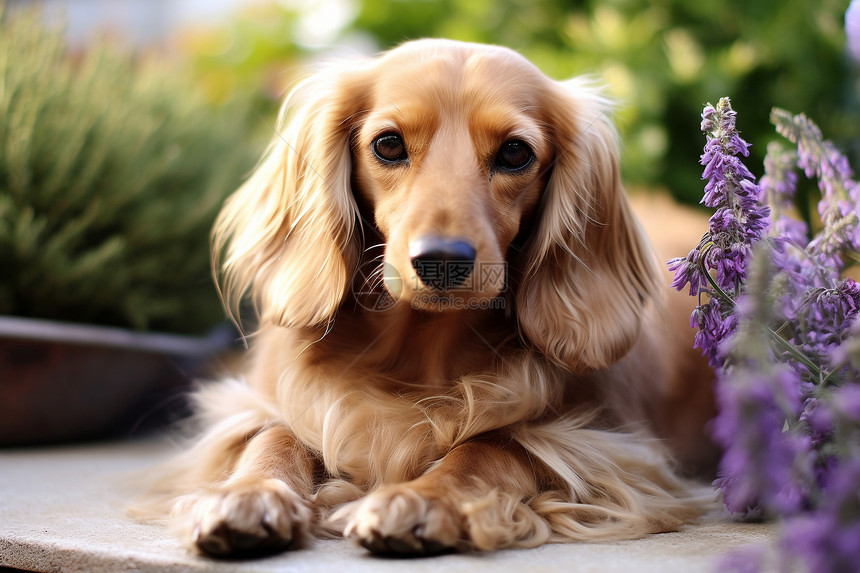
495,140,534,172
372,133,408,163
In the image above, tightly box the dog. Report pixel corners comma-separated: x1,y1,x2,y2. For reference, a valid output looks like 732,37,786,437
138,39,718,557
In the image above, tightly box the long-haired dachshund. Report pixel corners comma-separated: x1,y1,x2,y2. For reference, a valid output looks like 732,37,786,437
139,39,717,557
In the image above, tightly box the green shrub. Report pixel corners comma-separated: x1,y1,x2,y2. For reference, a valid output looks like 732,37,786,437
0,10,257,333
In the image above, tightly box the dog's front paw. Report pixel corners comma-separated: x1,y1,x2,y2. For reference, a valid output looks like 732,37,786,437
339,485,466,555
172,478,311,557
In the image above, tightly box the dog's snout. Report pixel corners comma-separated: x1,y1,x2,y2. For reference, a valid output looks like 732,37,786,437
409,236,477,291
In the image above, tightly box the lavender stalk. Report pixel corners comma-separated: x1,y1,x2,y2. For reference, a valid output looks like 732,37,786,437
668,97,770,367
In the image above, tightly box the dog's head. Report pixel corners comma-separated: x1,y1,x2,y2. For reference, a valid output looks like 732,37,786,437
214,39,660,373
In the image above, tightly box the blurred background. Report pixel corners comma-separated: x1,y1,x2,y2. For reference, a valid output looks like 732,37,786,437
1,0,858,335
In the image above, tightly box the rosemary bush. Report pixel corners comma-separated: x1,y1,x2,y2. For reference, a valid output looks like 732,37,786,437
0,10,255,334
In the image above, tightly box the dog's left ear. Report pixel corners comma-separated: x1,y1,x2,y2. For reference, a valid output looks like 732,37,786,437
516,80,661,374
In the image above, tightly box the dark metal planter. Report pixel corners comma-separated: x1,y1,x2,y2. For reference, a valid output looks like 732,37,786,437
0,316,236,446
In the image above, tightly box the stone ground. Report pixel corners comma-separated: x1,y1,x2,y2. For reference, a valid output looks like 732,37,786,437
0,437,775,573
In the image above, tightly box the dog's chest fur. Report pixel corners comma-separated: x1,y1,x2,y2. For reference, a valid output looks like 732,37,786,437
247,310,560,487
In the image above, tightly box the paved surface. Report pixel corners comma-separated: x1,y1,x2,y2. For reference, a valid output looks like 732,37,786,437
0,438,776,573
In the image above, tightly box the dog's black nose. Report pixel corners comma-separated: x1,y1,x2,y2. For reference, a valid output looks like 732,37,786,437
410,236,477,291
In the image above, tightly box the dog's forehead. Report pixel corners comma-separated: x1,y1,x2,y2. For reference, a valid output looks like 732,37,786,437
371,41,547,109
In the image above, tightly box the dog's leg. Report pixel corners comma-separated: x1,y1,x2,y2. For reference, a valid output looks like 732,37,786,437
340,436,548,555
172,425,317,557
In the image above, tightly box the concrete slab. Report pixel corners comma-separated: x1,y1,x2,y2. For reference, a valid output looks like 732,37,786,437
0,438,775,573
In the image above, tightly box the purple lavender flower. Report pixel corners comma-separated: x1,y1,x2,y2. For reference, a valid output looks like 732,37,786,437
782,512,860,573
712,359,813,517
667,248,703,296
761,141,808,246
781,458,860,573
777,280,860,378
690,300,734,366
669,97,770,367
771,109,860,266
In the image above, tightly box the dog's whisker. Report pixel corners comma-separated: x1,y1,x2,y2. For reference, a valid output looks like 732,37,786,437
363,243,387,254
358,263,388,293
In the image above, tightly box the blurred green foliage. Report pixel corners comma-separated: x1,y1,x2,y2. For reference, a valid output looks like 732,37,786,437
0,9,256,333
180,3,305,112
189,0,857,203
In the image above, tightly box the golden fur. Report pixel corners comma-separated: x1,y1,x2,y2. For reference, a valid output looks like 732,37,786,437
136,39,717,556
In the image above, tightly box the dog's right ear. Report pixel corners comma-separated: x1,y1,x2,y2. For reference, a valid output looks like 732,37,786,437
212,63,371,330
515,80,662,374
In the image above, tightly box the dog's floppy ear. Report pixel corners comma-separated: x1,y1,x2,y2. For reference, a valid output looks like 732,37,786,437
516,80,661,373
213,65,368,329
